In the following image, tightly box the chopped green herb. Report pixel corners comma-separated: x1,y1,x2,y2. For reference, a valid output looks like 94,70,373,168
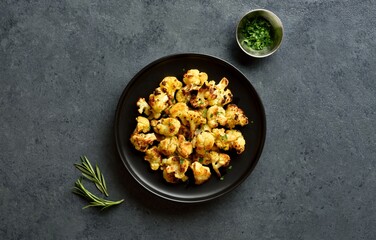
222,134,228,140
202,109,207,117
198,157,204,163
241,17,273,50
220,176,225,181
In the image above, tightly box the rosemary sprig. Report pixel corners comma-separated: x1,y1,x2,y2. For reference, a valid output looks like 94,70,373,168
73,178,124,210
74,156,109,197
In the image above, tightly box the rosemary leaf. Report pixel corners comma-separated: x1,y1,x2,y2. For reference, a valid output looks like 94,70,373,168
73,178,124,211
74,156,109,197
81,173,95,182
96,165,107,192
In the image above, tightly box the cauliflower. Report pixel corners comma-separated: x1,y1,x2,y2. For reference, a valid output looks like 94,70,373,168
151,118,181,137
162,170,179,184
192,152,212,165
228,129,246,154
189,88,209,108
134,116,150,133
198,123,212,133
201,80,216,100
192,131,215,155
175,88,191,103
225,104,249,129
144,146,162,170
162,156,190,183
148,87,169,118
158,136,178,156
180,110,206,135
169,103,206,135
212,128,246,154
207,78,233,106
168,102,189,119
177,135,193,158
177,124,191,141
136,98,151,116
212,128,230,150
190,161,211,185
130,69,249,185
182,69,208,90
197,107,208,118
130,132,157,152
208,151,231,177
159,76,183,100
206,105,227,128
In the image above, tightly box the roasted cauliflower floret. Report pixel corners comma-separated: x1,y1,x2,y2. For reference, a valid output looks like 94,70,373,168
162,170,179,184
197,107,208,118
168,102,189,118
212,128,229,150
130,133,157,152
207,105,227,128
225,104,249,129
162,156,190,183
201,80,216,99
190,161,211,185
144,146,162,170
198,123,212,133
180,110,206,135
212,128,246,154
228,129,246,154
159,76,183,100
190,88,209,108
192,131,215,155
148,87,169,118
192,152,212,165
177,124,191,141
208,151,231,177
158,136,178,156
134,116,150,133
136,98,151,116
175,88,191,103
176,135,193,158
183,69,208,90
151,118,181,137
207,78,233,106
169,103,206,134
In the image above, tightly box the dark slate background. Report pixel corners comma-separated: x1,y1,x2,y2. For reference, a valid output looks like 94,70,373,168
1,0,375,239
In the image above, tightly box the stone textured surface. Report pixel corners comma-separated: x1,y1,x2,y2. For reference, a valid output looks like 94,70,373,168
1,0,375,239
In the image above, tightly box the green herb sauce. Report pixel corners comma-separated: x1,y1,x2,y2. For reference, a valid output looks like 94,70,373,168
241,17,273,50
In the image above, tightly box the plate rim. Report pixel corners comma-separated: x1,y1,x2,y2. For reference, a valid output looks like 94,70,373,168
114,52,267,203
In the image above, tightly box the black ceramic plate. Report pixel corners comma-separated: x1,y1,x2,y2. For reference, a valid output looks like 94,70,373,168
114,53,266,203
